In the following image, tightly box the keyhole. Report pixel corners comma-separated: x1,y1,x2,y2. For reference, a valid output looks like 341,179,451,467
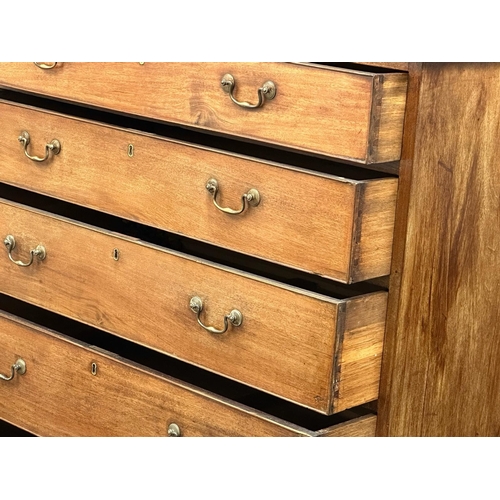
128,144,134,157
91,363,97,376
113,248,120,261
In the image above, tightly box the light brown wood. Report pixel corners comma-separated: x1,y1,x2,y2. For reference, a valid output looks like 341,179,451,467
350,179,398,282
334,293,387,413
369,73,409,164
0,198,387,414
378,63,500,436
0,311,320,436
317,414,377,436
0,100,398,283
0,62,407,164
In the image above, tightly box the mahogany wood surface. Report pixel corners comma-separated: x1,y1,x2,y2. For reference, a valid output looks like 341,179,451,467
0,63,407,164
0,311,327,436
0,100,398,283
0,198,387,414
377,63,500,436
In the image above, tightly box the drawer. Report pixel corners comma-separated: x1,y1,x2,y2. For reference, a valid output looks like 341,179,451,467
0,310,376,436
0,198,387,414
0,100,398,283
0,62,408,164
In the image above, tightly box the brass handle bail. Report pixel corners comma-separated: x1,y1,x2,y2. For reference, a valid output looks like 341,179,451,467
221,73,276,109
206,178,260,215
18,131,61,163
0,359,26,382
34,62,57,69
189,296,243,335
4,235,47,267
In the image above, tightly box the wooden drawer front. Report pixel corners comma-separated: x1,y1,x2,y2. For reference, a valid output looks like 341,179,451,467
0,62,407,164
0,101,398,283
0,199,386,414
0,311,376,436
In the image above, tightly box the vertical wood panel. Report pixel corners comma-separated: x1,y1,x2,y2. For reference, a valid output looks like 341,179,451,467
378,63,500,436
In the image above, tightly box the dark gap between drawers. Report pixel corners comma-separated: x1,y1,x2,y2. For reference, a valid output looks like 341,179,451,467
311,63,406,73
0,417,35,437
0,294,375,431
0,88,398,177
0,183,386,299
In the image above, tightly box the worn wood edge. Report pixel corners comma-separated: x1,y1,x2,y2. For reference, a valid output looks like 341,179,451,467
376,63,423,436
0,309,315,436
333,292,388,413
315,414,377,437
0,197,346,305
349,178,399,283
329,302,347,413
368,73,409,164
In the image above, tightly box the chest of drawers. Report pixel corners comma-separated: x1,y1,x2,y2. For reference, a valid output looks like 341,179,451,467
1,62,499,436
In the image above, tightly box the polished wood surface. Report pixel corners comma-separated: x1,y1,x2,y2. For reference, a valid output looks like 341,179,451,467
0,311,331,437
336,293,386,412
0,62,407,163
378,63,500,436
0,100,398,283
0,198,387,414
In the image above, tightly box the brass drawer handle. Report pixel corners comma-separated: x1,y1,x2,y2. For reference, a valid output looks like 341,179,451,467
189,296,243,334
0,358,26,382
206,178,260,215
34,62,57,69
4,235,47,267
18,131,61,163
221,73,276,109
167,423,181,437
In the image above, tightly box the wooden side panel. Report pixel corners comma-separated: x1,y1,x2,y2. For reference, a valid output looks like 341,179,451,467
350,178,399,282
0,62,407,163
333,293,387,413
0,313,310,436
0,199,343,413
369,73,408,163
378,63,500,436
317,414,377,437
0,101,395,283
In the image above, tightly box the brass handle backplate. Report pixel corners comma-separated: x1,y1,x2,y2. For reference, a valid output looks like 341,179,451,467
18,131,61,163
221,73,276,109
4,235,46,267
34,62,57,69
206,178,260,215
0,358,26,381
189,296,243,334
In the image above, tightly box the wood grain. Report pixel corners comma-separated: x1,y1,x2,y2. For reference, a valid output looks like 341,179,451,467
377,63,500,436
0,311,318,436
0,100,398,283
0,62,407,163
317,414,377,436
0,199,387,414
350,178,398,282
369,73,409,163
334,293,387,413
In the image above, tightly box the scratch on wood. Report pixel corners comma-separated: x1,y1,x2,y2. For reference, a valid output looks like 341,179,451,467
438,160,453,173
